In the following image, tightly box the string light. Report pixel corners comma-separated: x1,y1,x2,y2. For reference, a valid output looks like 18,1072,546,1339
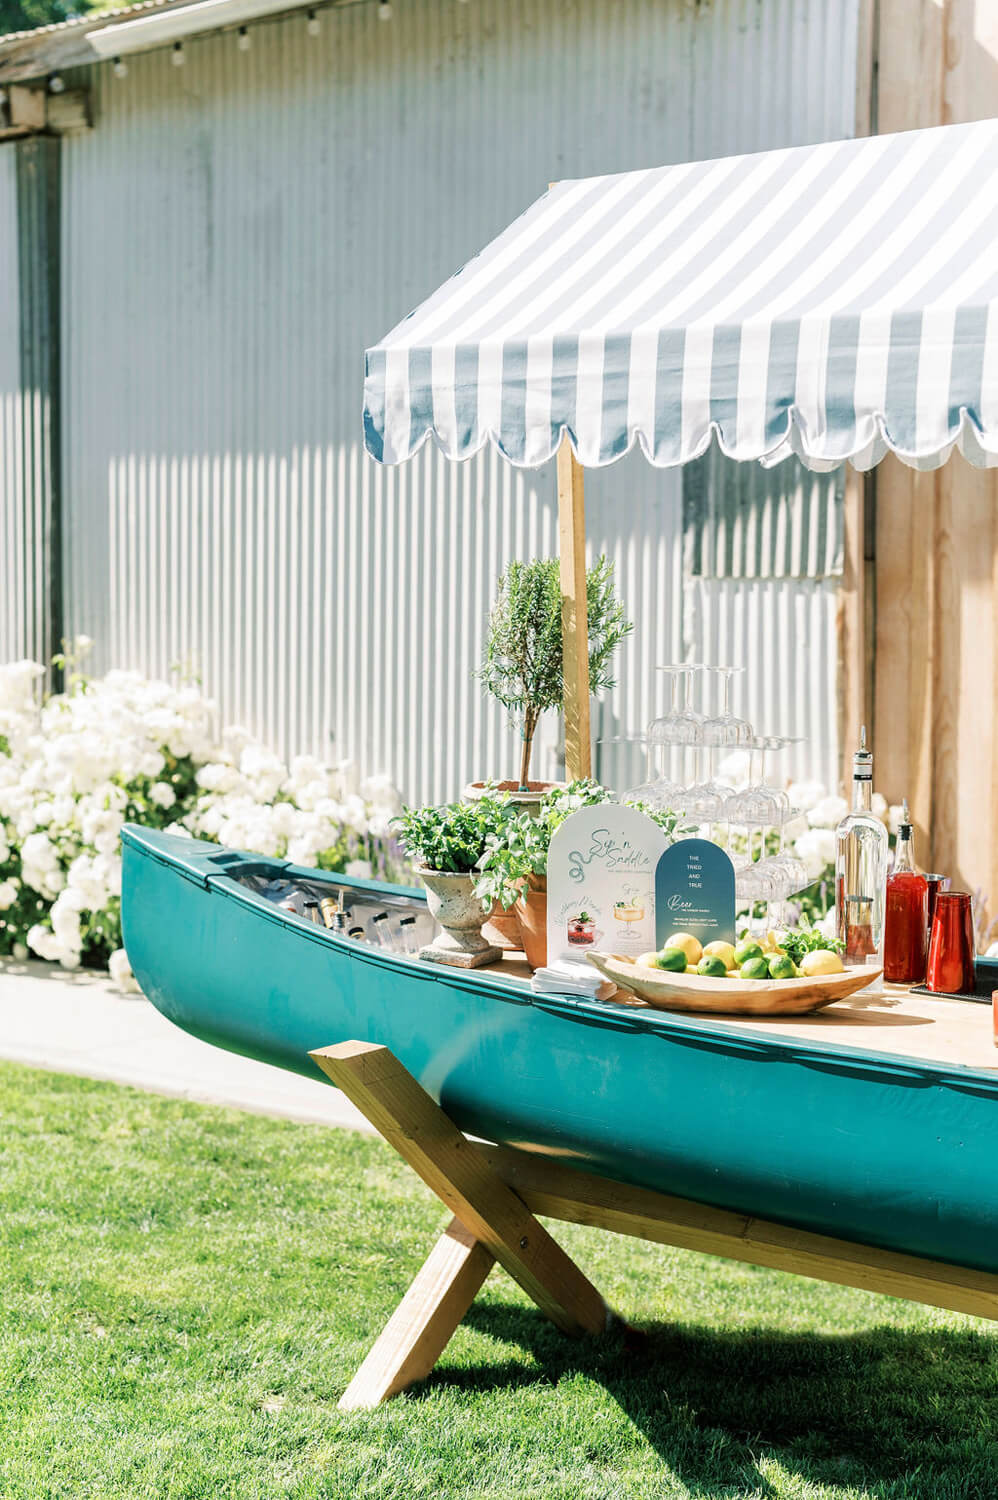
48,73,65,93
113,56,128,77
237,25,251,49
378,1,393,19
171,41,185,65
306,8,321,34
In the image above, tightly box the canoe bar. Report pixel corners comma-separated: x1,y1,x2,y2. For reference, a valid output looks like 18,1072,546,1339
313,1040,998,1409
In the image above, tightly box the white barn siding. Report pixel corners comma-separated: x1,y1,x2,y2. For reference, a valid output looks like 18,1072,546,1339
58,0,859,801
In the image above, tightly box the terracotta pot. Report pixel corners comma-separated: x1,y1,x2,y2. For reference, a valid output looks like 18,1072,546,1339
515,873,547,970
418,869,501,969
481,901,524,952
464,780,565,819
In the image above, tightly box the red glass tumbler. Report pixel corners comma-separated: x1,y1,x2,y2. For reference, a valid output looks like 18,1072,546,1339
926,890,975,995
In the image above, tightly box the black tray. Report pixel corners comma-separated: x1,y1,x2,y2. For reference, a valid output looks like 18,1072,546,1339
910,957,998,1005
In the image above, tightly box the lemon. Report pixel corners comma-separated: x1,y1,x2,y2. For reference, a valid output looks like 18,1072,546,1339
636,952,660,967
703,940,737,971
799,949,844,977
664,931,703,965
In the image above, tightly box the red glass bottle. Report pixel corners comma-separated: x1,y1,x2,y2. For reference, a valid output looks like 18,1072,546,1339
883,803,927,985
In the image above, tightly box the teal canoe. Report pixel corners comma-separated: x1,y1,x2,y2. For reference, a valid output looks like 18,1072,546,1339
121,824,998,1275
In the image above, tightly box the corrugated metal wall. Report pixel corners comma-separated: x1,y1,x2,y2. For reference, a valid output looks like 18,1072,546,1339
0,145,21,661
54,0,858,802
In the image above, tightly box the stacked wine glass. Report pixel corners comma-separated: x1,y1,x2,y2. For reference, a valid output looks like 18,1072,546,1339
603,665,808,924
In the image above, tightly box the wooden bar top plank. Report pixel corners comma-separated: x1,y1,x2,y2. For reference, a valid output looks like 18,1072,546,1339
311,1041,608,1338
475,959,998,1075
338,1216,495,1410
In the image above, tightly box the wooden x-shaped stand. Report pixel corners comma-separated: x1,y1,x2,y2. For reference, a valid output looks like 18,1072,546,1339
312,1040,998,1410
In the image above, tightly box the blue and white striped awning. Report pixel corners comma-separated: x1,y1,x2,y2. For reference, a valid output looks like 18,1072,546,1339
364,119,998,473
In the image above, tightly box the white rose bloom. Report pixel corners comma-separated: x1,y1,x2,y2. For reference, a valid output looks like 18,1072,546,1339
807,795,849,829
786,780,827,814
0,879,18,909
817,908,839,941
359,774,403,808
870,792,889,823
341,795,370,836
149,782,176,809
345,858,373,879
793,829,832,882
334,759,361,797
783,813,809,842
58,949,82,971
717,749,751,786
109,948,141,993
811,827,837,866
27,923,61,962
286,838,319,867
887,803,904,836
367,813,396,841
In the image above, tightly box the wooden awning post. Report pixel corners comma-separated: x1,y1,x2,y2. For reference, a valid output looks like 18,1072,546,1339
557,437,592,781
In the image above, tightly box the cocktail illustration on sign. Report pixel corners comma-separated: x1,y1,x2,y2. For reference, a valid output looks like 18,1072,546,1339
613,894,645,931
566,912,596,946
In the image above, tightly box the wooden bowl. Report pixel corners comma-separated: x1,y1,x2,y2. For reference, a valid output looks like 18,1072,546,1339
585,952,881,1016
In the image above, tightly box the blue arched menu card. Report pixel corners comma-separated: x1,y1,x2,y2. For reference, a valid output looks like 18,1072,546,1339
655,839,736,948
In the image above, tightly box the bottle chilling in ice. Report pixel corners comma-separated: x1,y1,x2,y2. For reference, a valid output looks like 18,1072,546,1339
835,727,888,973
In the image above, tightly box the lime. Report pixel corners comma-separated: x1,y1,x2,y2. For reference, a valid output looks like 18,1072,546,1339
663,931,703,965
697,954,728,978
734,938,763,966
767,954,797,980
650,947,688,972
739,955,771,980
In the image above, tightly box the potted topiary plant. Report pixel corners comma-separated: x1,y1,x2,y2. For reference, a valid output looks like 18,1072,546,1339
466,555,632,811
394,797,510,968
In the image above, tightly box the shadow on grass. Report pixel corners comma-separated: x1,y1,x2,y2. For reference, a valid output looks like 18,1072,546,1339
422,1302,998,1498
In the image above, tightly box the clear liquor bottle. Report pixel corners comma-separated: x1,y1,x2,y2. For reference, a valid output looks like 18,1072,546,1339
835,727,889,971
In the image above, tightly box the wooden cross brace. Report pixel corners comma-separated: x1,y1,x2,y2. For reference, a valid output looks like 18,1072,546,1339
312,1040,998,1411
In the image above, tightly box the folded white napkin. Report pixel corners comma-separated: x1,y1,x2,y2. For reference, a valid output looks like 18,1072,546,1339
531,959,617,1000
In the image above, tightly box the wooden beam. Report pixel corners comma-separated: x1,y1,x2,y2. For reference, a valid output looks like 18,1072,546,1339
838,468,870,791
481,1146,998,1323
310,1041,608,1338
338,1216,494,1411
556,437,592,781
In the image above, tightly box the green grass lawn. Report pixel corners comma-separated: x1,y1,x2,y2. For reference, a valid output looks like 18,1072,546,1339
1,1059,996,1500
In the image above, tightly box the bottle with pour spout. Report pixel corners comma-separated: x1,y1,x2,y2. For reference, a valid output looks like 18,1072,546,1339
883,801,928,984
835,726,889,985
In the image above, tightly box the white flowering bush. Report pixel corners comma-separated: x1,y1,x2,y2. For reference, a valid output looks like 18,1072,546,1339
0,645,404,979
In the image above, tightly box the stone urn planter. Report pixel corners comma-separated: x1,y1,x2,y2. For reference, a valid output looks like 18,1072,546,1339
514,872,548,971
417,869,501,969
463,780,565,817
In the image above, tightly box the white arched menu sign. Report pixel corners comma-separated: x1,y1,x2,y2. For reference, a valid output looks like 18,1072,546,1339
546,805,670,965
